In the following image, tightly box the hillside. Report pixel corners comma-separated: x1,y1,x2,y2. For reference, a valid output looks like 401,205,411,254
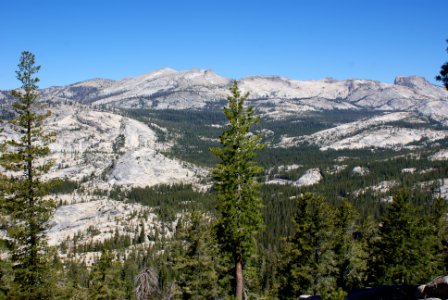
1,69,448,254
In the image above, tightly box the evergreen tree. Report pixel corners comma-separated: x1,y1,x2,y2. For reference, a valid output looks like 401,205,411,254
334,200,368,291
436,39,448,90
89,250,125,300
121,255,139,299
371,189,436,285
359,213,380,287
172,211,221,299
0,51,56,298
210,81,264,300
62,258,90,299
428,196,448,275
278,193,343,300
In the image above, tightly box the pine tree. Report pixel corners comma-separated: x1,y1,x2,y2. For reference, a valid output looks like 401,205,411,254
60,258,90,299
89,250,125,300
0,51,56,298
278,193,343,300
210,80,264,300
436,39,448,90
431,196,448,274
334,200,368,291
371,189,436,284
121,255,139,299
172,211,221,299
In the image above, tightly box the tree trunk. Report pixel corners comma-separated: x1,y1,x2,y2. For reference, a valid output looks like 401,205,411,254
235,256,244,300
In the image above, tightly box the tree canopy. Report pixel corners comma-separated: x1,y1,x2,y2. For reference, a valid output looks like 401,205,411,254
210,80,265,299
436,39,448,90
0,51,56,298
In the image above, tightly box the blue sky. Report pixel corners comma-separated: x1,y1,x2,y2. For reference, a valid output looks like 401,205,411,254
1,0,447,89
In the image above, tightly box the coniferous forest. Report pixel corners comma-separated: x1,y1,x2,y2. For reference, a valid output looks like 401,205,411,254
1,49,448,300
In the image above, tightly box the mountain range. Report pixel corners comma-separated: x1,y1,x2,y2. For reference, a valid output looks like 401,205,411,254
2,68,448,120
1,68,448,248
1,68,448,185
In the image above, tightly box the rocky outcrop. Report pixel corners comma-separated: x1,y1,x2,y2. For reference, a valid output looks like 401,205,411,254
394,76,432,89
294,168,323,187
416,275,448,299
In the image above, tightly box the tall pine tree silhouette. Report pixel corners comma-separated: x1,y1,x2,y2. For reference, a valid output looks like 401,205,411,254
210,81,264,300
0,51,56,298
436,39,448,90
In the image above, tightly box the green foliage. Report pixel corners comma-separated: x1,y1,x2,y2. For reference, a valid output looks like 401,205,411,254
210,81,265,298
430,196,448,273
111,184,215,222
369,189,441,285
436,39,448,90
112,133,125,153
334,200,368,291
60,258,90,299
278,193,339,300
259,184,299,246
172,211,222,299
124,108,226,166
0,52,447,298
89,250,126,300
0,51,56,298
47,178,79,194
0,258,13,299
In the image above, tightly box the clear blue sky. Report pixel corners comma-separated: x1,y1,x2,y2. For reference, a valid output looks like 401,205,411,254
1,0,447,89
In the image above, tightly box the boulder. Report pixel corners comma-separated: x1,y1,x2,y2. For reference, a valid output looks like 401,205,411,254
416,275,448,299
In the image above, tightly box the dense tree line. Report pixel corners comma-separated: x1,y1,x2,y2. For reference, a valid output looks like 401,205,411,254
2,186,445,299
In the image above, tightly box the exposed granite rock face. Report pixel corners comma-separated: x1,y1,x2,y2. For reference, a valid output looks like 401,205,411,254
394,75,432,89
